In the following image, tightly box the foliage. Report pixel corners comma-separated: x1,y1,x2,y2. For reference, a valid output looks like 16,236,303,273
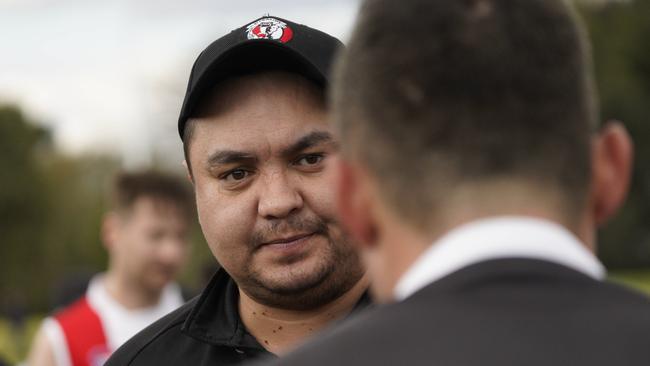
579,1,650,268
0,105,211,318
0,106,52,314
609,268,650,294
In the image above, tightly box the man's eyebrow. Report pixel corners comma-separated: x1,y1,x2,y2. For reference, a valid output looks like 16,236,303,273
206,150,258,167
282,131,337,158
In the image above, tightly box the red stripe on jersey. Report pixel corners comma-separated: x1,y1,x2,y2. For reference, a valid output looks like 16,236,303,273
54,297,111,366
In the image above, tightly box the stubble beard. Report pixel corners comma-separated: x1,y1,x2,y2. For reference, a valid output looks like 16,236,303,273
238,216,365,311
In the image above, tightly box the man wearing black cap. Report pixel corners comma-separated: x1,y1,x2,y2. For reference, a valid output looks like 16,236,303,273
104,16,369,366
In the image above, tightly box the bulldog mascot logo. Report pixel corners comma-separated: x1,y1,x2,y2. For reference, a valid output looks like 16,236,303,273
246,17,294,43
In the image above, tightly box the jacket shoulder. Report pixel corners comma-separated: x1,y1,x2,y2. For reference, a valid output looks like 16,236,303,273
262,264,650,366
105,296,198,366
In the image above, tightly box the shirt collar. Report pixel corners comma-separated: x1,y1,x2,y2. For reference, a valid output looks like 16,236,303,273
182,268,373,348
182,268,261,349
87,274,183,316
394,216,606,301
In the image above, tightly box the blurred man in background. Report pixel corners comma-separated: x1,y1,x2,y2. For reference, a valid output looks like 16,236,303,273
27,171,193,366
268,0,650,365
105,16,369,366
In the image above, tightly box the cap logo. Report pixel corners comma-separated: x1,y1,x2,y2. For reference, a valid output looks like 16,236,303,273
246,17,294,43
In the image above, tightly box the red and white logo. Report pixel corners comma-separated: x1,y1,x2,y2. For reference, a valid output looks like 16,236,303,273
246,17,294,43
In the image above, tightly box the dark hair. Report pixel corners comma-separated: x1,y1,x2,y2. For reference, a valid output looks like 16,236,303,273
112,170,194,217
183,119,197,174
334,0,598,230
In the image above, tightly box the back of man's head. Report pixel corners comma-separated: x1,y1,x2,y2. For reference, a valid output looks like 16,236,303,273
334,0,597,233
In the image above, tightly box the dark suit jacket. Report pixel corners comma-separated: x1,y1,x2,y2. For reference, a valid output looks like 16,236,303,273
262,258,650,366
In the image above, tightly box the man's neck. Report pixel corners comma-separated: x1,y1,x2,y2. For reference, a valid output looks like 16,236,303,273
379,209,590,302
103,271,163,309
238,275,369,355
370,182,589,302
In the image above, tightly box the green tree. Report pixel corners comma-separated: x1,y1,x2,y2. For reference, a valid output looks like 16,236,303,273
580,0,650,268
0,105,51,313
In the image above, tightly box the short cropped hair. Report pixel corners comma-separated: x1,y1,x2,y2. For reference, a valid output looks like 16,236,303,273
334,0,598,230
111,170,194,218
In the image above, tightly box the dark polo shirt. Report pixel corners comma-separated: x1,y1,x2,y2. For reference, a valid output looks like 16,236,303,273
105,269,372,366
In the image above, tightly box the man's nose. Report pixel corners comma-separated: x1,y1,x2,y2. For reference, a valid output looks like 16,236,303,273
257,170,303,219
158,237,188,266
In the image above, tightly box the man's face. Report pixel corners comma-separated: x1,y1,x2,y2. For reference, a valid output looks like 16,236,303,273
110,197,191,292
187,73,364,309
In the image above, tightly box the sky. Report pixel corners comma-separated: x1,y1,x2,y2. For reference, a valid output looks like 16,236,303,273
0,0,361,167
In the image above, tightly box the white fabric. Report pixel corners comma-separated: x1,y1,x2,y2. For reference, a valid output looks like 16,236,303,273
42,275,184,366
394,216,606,301
42,317,72,366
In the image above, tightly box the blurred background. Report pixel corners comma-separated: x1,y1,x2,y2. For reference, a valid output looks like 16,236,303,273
0,0,648,363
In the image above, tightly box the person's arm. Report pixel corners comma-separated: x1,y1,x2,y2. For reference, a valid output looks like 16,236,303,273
25,321,60,366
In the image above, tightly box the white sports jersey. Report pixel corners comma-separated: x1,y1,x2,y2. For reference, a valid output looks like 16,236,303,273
42,275,184,366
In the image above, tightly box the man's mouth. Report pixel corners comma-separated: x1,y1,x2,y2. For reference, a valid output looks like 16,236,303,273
262,232,315,246
255,232,321,255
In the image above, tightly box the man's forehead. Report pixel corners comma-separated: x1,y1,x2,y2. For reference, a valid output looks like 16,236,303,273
192,92,330,154
205,128,336,161
121,196,190,221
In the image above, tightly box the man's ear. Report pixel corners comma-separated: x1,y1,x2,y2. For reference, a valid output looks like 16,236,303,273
101,212,120,252
591,121,633,226
182,160,194,184
336,157,378,249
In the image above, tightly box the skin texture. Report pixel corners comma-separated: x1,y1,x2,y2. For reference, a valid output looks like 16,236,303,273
186,72,366,353
237,271,369,355
102,197,191,308
26,328,57,366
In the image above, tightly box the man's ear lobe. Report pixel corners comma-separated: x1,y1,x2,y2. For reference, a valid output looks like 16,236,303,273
591,121,634,226
336,158,378,248
101,212,119,251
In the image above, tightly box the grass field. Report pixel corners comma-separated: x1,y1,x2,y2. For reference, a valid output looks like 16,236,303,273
608,269,650,294
0,315,42,365
1,269,650,364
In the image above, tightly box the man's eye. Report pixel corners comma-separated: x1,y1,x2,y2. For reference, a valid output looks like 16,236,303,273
223,169,250,181
296,154,324,166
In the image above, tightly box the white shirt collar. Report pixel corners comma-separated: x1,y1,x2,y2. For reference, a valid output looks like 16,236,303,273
394,216,606,301
87,274,185,350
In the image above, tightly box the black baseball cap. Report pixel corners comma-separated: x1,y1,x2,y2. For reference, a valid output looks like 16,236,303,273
178,15,344,140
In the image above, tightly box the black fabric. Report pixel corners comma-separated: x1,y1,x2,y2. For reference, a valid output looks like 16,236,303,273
178,15,343,139
261,258,650,366
104,268,372,366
